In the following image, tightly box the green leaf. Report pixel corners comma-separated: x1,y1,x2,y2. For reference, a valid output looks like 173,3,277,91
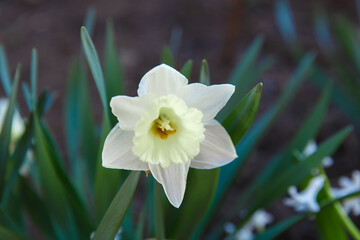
254,214,306,240
0,64,20,200
218,36,268,121
0,224,30,240
228,36,264,85
239,82,331,213
222,82,263,144
161,46,175,67
0,45,11,95
177,168,220,240
81,26,111,126
92,171,140,240
21,83,32,110
83,7,96,37
250,126,352,212
154,182,165,240
199,59,210,85
65,60,98,191
30,48,37,109
180,60,193,79
196,53,315,239
94,119,123,223
104,20,124,125
275,0,297,45
18,177,57,239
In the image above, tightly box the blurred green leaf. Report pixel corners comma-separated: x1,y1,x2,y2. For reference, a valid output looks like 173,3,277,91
196,53,315,239
0,45,11,95
254,214,306,240
0,64,20,200
94,119,123,223
223,82,263,144
161,46,175,67
0,224,30,240
30,48,37,110
104,20,124,124
92,171,140,240
177,168,220,240
21,83,32,110
218,36,266,121
81,26,111,126
180,60,193,79
239,82,331,213
275,0,297,45
250,126,352,212
83,7,96,37
199,59,210,85
154,182,165,240
18,177,57,239
65,60,98,195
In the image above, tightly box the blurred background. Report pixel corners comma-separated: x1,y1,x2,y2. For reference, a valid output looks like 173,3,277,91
0,0,359,239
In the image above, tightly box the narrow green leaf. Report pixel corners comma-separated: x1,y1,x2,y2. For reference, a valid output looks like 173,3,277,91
254,214,306,240
135,206,146,240
199,59,210,85
161,46,175,67
275,0,297,44
222,82,263,144
93,171,140,240
94,118,123,223
228,36,264,85
196,53,315,239
180,60,193,79
250,126,352,212
0,224,30,240
30,48,37,109
104,20,124,119
0,64,20,200
21,83,32,110
154,182,165,240
0,45,11,95
83,7,96,37
81,26,111,126
18,177,57,239
177,168,220,240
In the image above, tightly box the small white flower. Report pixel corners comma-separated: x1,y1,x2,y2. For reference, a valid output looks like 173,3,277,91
0,98,25,141
235,224,253,240
250,210,273,231
332,170,360,216
102,64,237,207
303,140,333,167
224,210,273,240
283,176,325,212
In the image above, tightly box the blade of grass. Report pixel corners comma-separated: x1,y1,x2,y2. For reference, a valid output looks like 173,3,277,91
0,45,11,95
92,171,140,240
180,60,193,79
0,64,20,200
81,26,111,126
199,59,210,85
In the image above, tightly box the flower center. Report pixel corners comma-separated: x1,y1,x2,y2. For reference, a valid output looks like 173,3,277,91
132,94,205,168
150,113,177,140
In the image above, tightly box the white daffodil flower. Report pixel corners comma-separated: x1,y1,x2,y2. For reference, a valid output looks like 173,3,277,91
303,140,333,167
102,64,237,208
0,98,25,141
283,176,325,212
332,170,360,216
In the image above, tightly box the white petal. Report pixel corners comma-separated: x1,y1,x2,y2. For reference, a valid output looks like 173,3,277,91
110,94,153,131
137,64,188,97
149,162,190,208
178,83,235,122
102,124,149,171
190,120,237,169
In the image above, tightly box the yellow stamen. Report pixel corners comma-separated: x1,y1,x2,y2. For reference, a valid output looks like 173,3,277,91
150,114,176,140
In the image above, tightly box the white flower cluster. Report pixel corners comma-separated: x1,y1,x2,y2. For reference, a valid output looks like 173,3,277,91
332,170,360,216
224,210,273,240
283,176,325,212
